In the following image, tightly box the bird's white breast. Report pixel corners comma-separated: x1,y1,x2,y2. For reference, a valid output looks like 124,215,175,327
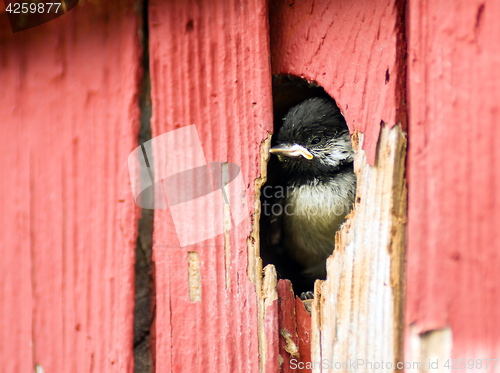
283,171,356,277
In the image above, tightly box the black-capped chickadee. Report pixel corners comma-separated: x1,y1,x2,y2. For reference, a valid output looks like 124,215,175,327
269,96,356,283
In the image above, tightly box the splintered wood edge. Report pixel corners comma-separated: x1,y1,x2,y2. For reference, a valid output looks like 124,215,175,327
389,127,407,367
312,124,407,368
311,281,323,368
248,132,272,286
260,265,278,373
248,133,277,373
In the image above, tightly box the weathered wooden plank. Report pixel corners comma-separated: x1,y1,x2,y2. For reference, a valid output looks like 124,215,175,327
295,297,312,373
147,1,274,372
277,280,299,373
0,3,141,373
263,266,279,373
269,1,407,371
316,126,406,372
406,0,500,363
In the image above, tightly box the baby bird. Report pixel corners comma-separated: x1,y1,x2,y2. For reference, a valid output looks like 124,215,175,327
269,97,356,280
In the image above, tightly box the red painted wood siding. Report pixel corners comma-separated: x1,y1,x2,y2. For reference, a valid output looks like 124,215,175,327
406,0,500,360
269,0,406,164
0,2,141,373
2,0,500,371
147,1,273,372
277,280,312,373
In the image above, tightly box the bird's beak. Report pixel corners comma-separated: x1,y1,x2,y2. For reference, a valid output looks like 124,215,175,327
269,144,313,160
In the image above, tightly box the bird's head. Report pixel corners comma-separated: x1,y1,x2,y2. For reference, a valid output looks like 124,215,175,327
270,97,354,176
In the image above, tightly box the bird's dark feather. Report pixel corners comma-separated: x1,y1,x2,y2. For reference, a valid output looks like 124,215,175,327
270,96,356,281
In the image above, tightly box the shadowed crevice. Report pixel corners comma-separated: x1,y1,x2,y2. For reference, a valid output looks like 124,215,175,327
133,0,154,372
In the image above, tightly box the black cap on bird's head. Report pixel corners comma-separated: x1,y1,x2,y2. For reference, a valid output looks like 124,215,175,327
270,97,354,176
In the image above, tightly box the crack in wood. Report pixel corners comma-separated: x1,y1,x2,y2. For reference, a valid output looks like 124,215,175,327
133,1,154,371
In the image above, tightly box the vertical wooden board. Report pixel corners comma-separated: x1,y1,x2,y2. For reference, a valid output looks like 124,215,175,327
269,0,406,164
269,1,407,371
317,126,407,372
295,298,312,373
406,0,500,361
147,1,273,372
0,3,141,373
263,266,280,373
0,53,33,373
277,280,299,373
276,280,312,373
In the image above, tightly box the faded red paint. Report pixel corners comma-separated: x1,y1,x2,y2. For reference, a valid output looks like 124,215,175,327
0,2,141,373
406,0,500,359
295,297,312,373
265,297,280,373
269,0,406,165
1,0,498,370
148,1,273,372
277,280,300,373
276,280,312,373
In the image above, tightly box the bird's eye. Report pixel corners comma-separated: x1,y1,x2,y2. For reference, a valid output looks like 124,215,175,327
311,137,321,145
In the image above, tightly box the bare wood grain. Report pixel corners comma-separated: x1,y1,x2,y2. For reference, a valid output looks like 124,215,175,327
313,125,407,372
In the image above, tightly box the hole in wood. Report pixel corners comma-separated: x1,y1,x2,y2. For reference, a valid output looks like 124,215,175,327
260,76,357,296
